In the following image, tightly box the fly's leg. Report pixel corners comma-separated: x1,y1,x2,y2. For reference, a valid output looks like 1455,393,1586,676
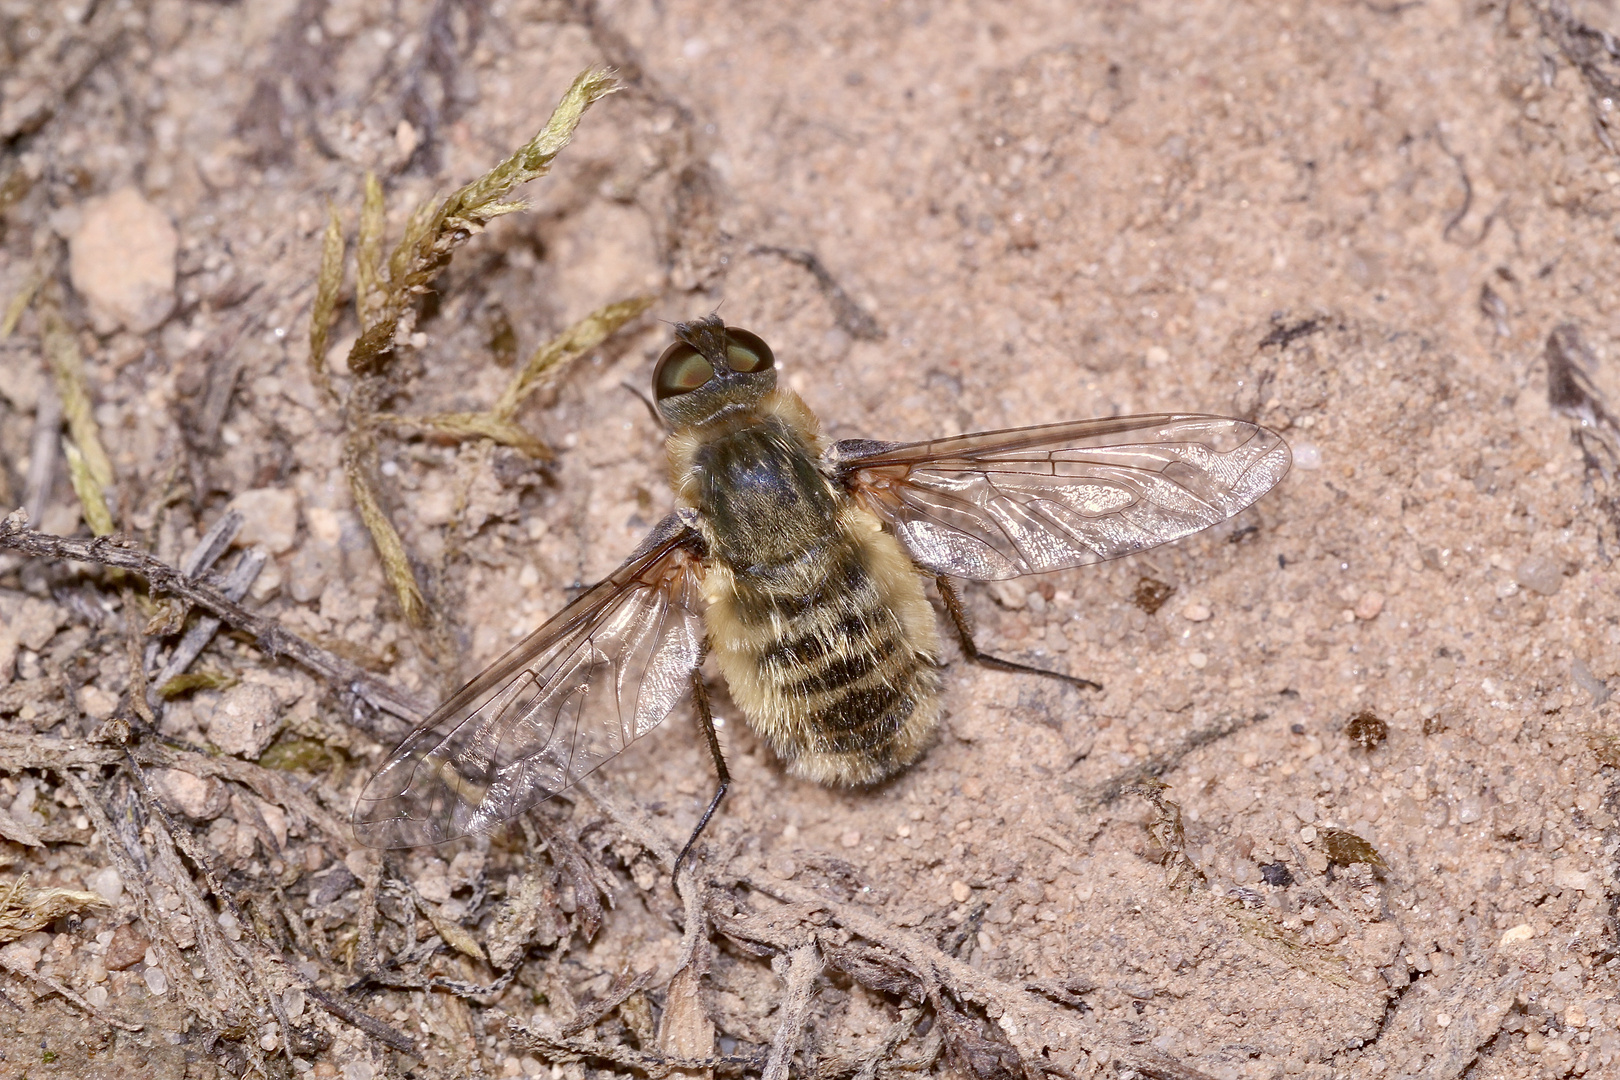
673,656,729,894
936,575,1103,692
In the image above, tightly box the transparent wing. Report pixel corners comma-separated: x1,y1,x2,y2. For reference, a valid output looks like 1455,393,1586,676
353,514,705,848
830,415,1291,580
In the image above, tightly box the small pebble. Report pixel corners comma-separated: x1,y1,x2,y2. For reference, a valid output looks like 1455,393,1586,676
9,597,64,652
415,858,453,904
76,685,120,720
781,824,799,841
6,778,41,826
1353,591,1385,620
1571,658,1611,707
1565,1004,1588,1028
228,489,302,555
989,579,1027,609
1299,825,1318,843
85,985,109,1008
102,924,148,970
149,768,230,820
204,682,282,758
950,880,972,903
250,560,283,601
68,187,178,333
1514,553,1563,596
1187,651,1208,669
1435,1013,1452,1029
1,936,45,974
1553,867,1594,893
839,829,861,848
1181,603,1212,622
144,965,169,995
1499,923,1535,946
1292,442,1322,470
448,850,486,891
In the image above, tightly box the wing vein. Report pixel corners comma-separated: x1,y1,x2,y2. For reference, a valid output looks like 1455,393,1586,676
839,415,1291,581
352,515,704,848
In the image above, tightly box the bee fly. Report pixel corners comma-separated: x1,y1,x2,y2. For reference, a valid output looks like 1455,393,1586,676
354,316,1291,875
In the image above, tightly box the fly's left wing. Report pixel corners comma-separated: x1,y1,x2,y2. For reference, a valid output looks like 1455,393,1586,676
829,415,1290,580
353,514,705,848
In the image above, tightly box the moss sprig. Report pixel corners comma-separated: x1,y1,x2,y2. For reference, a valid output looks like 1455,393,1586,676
41,296,115,535
308,69,650,627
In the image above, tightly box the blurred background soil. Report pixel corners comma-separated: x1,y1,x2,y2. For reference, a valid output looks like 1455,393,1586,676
2,0,1620,1077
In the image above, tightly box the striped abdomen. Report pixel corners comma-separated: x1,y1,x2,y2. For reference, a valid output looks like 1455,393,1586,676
703,502,942,786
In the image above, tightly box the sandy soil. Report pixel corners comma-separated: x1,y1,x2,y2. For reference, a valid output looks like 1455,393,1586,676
2,1,1620,1077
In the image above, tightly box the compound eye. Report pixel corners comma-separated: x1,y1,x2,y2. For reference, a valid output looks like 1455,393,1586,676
653,342,715,400
723,327,775,373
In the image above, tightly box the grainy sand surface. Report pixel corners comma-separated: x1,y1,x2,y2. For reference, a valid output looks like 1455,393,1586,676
1,1,1619,1077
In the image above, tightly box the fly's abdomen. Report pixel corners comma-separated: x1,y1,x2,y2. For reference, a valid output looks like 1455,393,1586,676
705,504,942,786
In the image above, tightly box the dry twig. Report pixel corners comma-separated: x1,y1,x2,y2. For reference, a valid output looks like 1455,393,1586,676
761,942,822,1080
0,511,428,733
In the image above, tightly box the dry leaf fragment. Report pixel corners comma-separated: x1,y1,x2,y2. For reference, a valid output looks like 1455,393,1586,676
1318,827,1386,869
0,875,105,943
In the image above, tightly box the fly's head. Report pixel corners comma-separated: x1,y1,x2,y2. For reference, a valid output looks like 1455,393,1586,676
654,315,777,430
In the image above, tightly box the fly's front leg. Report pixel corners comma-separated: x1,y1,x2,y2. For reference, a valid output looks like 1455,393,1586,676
673,647,729,894
936,575,1102,692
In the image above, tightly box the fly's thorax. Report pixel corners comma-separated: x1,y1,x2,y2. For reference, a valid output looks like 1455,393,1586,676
666,388,825,505
666,389,836,573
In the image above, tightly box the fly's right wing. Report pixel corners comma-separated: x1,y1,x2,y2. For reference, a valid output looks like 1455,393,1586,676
830,415,1291,580
353,514,705,848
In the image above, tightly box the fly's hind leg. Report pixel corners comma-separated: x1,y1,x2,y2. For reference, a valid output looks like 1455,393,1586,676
936,575,1103,692
673,652,730,895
